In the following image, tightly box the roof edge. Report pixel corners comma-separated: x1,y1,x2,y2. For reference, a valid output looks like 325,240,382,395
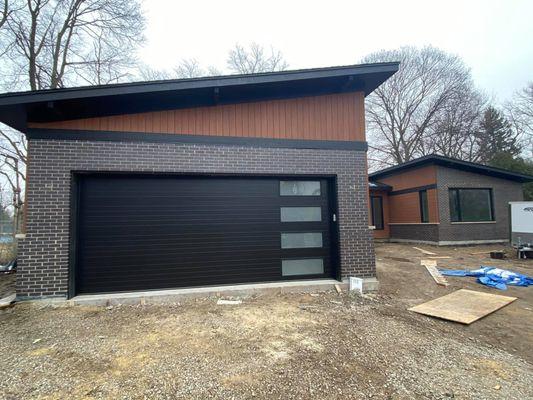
369,154,533,183
0,62,400,105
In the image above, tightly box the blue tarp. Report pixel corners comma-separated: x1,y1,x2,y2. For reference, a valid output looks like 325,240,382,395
439,266,533,290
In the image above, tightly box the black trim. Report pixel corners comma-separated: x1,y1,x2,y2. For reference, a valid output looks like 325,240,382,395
419,190,429,223
389,184,437,196
26,128,368,151
329,177,342,282
369,180,392,191
370,196,384,230
370,154,533,183
68,173,81,299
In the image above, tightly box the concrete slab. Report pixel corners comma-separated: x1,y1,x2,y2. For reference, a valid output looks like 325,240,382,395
70,279,346,306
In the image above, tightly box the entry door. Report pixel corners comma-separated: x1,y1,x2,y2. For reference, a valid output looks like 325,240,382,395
75,175,336,294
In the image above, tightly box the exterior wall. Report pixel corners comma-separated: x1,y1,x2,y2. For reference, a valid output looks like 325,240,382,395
388,192,421,223
378,165,437,191
436,166,523,243
369,189,390,239
389,223,440,243
377,165,439,241
28,92,366,142
18,138,374,298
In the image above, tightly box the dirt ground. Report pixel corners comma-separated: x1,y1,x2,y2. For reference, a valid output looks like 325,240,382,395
0,243,532,399
0,273,15,299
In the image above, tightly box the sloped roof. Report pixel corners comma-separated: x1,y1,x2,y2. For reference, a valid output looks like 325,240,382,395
369,154,533,183
0,62,399,132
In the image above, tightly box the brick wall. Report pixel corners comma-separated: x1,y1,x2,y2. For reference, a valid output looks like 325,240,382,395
436,166,524,243
18,138,375,298
389,224,439,243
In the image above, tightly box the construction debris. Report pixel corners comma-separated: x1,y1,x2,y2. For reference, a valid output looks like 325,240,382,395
421,260,449,286
334,284,342,294
413,246,437,256
409,289,517,324
440,267,533,290
428,256,452,259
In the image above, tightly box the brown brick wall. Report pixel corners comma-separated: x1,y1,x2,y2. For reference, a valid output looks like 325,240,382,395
18,138,375,299
436,166,523,243
28,92,366,142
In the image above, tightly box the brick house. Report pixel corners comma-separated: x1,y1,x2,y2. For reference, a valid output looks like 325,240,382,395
369,155,533,245
0,63,399,299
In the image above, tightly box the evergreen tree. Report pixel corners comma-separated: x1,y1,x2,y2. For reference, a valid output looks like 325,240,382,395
489,153,533,200
477,106,522,164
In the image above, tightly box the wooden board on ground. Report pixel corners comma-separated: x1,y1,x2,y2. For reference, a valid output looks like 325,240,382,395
428,256,452,259
421,259,448,286
413,246,437,255
409,289,517,325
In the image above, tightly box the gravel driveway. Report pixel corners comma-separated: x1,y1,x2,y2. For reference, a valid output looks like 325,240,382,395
1,243,532,399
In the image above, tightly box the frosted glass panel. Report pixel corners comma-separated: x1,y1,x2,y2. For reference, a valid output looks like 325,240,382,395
280,207,321,222
281,232,323,249
282,259,324,276
280,181,321,196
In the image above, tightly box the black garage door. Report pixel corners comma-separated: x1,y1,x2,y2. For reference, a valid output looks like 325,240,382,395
74,175,338,295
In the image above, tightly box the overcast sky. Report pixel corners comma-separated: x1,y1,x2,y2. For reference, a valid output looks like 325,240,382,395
140,0,532,103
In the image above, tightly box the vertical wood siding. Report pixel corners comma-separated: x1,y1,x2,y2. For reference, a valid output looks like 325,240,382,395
378,165,437,191
378,166,440,224
28,92,366,142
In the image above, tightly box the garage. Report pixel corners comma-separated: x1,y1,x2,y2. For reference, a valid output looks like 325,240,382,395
74,175,338,295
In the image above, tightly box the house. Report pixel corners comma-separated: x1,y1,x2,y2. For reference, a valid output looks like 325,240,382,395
0,63,399,299
368,155,533,245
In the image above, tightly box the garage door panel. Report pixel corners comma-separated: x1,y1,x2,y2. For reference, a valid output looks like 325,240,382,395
76,175,336,294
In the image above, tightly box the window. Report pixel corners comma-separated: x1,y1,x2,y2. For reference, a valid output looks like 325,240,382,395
370,196,384,230
282,258,324,276
281,232,323,249
419,190,429,223
280,181,321,196
449,189,494,222
280,207,322,222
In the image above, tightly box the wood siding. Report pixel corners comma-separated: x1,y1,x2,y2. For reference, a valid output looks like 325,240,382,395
378,165,437,191
376,165,439,225
28,92,366,142
388,189,439,224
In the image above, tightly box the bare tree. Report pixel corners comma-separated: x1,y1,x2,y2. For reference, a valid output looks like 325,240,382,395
0,129,26,233
227,42,288,74
73,31,137,85
4,0,145,90
1,0,10,29
363,46,484,166
423,88,487,162
506,82,533,159
173,58,221,79
0,0,145,232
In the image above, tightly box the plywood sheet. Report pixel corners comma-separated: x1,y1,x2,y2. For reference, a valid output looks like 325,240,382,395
409,289,516,324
